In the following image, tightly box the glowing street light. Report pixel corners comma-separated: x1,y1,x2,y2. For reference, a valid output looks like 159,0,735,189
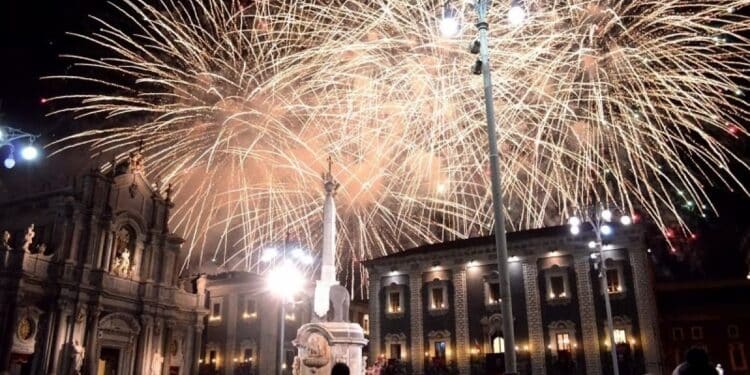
263,240,314,375
508,0,526,26
0,126,40,169
21,144,39,161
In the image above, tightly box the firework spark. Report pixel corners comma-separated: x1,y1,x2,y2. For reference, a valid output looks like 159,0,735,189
47,0,750,286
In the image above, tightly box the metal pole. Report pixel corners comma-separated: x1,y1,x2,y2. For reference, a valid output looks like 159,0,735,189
595,214,620,375
475,1,517,373
278,299,286,375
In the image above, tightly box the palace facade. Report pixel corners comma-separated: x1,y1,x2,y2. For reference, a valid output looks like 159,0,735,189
0,153,208,375
364,225,662,375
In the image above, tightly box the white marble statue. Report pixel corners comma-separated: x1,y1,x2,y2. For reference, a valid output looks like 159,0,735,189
1,231,10,250
21,224,34,253
113,249,132,277
71,340,85,374
151,352,164,375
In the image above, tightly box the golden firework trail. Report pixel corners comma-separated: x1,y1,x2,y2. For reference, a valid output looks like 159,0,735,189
47,0,750,287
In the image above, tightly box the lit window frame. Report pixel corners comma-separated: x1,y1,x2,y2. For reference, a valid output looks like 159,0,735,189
544,266,571,304
384,284,406,318
427,279,450,312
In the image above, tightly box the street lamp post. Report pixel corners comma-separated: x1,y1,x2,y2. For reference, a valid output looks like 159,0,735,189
264,243,313,375
475,2,518,371
0,125,40,169
569,206,633,375
441,0,526,372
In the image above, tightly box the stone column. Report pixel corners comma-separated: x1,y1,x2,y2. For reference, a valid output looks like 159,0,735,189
163,320,175,375
522,261,546,375
452,269,470,375
102,229,114,272
85,306,102,375
225,295,238,375
47,301,73,375
408,270,424,374
574,256,602,375
39,310,58,373
135,316,154,374
66,212,85,262
191,323,204,375
368,271,381,362
629,247,662,374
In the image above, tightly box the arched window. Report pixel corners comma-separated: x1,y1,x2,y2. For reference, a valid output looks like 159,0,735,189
492,334,505,354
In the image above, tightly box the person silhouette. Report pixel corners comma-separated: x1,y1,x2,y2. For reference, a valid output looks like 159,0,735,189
331,362,350,375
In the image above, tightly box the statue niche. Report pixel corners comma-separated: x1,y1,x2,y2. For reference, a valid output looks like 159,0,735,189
112,226,137,278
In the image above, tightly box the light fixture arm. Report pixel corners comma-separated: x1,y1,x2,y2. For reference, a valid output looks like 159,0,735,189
0,126,38,147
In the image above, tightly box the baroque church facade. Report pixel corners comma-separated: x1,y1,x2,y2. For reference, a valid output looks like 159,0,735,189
0,152,208,375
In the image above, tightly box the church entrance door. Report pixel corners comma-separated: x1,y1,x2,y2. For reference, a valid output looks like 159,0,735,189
98,347,120,375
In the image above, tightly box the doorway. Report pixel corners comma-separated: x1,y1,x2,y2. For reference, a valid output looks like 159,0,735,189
98,347,120,375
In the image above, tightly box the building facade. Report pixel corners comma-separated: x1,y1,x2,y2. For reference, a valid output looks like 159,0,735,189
364,225,662,375
199,271,312,375
0,153,208,375
657,280,750,374
199,271,371,375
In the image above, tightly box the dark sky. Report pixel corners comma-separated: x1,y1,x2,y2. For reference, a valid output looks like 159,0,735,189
0,0,119,139
0,0,749,280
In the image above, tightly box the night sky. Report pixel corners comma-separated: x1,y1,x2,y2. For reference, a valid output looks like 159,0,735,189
0,1,749,281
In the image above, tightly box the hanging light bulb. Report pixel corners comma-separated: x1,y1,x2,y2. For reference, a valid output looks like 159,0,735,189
439,3,460,37
21,144,39,161
508,0,526,26
600,224,613,236
568,216,581,227
4,154,15,169
570,225,580,235
620,215,632,226
601,209,613,222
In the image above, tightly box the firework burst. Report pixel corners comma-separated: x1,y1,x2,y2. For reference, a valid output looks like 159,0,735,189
47,0,750,285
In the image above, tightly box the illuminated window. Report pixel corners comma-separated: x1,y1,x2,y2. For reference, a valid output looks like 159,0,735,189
432,288,444,309
556,333,571,351
388,291,402,313
613,329,627,344
550,276,565,296
243,348,253,362
607,269,622,293
242,297,257,319
434,341,447,358
390,344,402,359
363,314,370,333
545,267,570,301
487,282,501,305
213,303,221,316
209,300,222,322
492,336,505,354
209,350,218,368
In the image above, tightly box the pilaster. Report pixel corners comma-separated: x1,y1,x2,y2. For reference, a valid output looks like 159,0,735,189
452,268,470,374
522,261,546,375
574,256,602,375
408,269,424,374
368,271,381,363
629,248,662,374
192,322,204,375
85,306,102,375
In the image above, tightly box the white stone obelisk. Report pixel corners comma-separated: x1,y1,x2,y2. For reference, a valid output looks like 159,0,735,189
314,156,340,319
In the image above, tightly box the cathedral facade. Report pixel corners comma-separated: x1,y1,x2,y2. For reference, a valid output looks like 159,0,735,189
0,153,208,375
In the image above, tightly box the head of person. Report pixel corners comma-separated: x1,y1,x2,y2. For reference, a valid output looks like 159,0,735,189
680,347,716,375
331,362,350,375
